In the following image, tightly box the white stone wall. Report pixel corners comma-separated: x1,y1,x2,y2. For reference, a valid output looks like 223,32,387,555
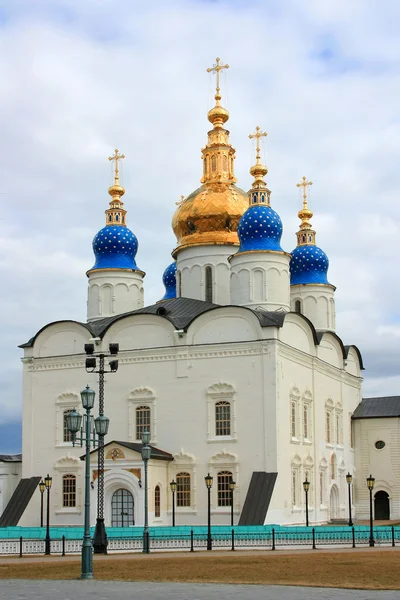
353,417,400,520
230,251,291,311
176,245,237,305
20,306,362,528
87,270,144,321
290,284,336,331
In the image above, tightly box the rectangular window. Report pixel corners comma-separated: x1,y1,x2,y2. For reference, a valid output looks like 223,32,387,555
336,413,341,444
326,411,331,443
215,401,231,436
154,486,160,518
291,402,296,438
303,405,308,439
350,417,354,448
63,410,73,443
176,472,191,507
292,470,297,506
319,471,324,505
62,474,76,507
136,406,151,440
217,471,233,507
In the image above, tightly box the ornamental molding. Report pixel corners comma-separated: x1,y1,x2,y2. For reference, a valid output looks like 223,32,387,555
55,392,79,404
290,385,301,398
128,387,155,400
173,450,196,464
319,457,328,469
207,382,235,396
303,454,314,467
303,389,313,401
209,449,237,464
106,447,125,460
291,453,302,466
54,455,81,470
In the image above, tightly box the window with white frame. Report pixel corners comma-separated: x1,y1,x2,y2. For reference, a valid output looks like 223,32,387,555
63,410,73,443
55,393,80,447
325,399,334,444
290,387,300,441
136,405,151,440
291,454,301,508
350,415,354,448
292,469,298,506
335,403,343,445
291,401,297,438
62,474,76,507
154,485,160,518
302,391,313,442
206,383,236,442
128,387,156,443
217,471,233,507
330,454,336,480
176,472,191,507
319,471,324,505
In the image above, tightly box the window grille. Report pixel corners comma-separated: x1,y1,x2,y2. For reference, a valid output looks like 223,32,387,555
62,474,76,507
176,472,191,507
154,485,160,517
215,401,231,436
136,406,151,440
63,410,73,443
217,471,233,507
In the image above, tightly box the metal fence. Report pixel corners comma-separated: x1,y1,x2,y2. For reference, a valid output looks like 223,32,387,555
1,526,399,557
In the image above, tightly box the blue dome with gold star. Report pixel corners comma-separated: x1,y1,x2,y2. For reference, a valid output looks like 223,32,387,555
161,261,177,300
90,225,139,271
237,205,283,252
290,244,329,285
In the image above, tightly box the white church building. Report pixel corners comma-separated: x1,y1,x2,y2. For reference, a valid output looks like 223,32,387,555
5,59,391,530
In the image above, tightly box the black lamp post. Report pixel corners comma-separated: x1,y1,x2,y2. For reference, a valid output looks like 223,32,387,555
367,474,375,547
170,480,176,527
38,479,45,527
141,430,151,554
84,342,119,554
346,472,353,527
303,476,310,527
205,473,213,551
229,480,236,527
44,473,52,555
67,385,110,580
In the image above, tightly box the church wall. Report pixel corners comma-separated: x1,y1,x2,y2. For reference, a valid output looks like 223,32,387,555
87,270,144,321
290,284,336,332
353,417,400,520
33,323,90,358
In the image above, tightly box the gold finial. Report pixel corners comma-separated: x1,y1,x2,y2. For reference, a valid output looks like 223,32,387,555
108,148,125,185
176,194,185,206
296,176,313,208
207,57,229,98
249,126,268,165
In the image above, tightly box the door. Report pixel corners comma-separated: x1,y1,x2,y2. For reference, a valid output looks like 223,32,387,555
374,491,390,520
111,489,134,527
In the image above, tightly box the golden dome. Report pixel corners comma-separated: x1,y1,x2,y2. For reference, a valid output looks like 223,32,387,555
172,57,249,256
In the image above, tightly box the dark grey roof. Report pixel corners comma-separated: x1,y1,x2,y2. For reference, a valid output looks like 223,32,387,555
82,440,173,462
352,396,400,419
0,476,41,527
0,454,22,462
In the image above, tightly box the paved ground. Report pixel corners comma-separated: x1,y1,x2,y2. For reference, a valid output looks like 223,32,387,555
0,580,398,600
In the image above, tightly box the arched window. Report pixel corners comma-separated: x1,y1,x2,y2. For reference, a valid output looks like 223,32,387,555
205,266,213,303
154,485,160,517
63,410,73,443
295,300,302,314
319,471,324,505
217,471,233,507
291,401,297,438
303,404,309,440
330,454,336,480
176,472,191,507
326,411,331,443
176,270,182,297
211,155,217,172
222,155,228,171
292,469,297,506
136,405,151,440
62,474,76,507
215,401,231,436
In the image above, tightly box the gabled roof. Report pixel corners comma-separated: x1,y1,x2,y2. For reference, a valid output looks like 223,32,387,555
81,440,174,461
352,396,400,419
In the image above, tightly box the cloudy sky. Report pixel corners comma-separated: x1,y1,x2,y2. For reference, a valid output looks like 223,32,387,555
1,0,399,435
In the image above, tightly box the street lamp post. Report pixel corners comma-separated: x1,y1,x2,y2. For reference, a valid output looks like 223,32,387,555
170,480,176,527
205,473,213,551
84,342,119,554
141,430,151,554
346,472,353,527
303,477,310,527
67,385,110,580
44,474,52,555
38,479,45,527
367,474,375,547
229,480,236,527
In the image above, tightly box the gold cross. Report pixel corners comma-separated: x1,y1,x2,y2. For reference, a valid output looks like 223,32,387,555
176,194,185,206
296,176,313,205
207,57,229,94
249,126,267,163
108,149,125,184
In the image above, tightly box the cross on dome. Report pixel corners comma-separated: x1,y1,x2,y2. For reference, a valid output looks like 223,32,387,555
206,57,229,95
108,149,125,185
249,126,267,166
296,176,313,208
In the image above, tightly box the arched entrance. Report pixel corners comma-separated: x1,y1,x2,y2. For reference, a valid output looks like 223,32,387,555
329,485,339,520
111,488,135,527
374,491,390,520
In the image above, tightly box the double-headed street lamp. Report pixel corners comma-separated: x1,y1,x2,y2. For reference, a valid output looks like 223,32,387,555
346,472,353,527
67,385,110,580
141,430,151,554
303,477,310,527
84,342,119,554
367,474,375,547
170,480,176,527
38,479,45,527
229,480,236,527
205,473,213,551
44,474,52,555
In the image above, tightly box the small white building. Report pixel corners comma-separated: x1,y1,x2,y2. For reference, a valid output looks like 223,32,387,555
8,63,368,529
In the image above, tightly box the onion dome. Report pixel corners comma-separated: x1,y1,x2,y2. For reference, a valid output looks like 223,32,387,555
87,149,142,274
160,261,177,301
290,177,330,285
237,127,284,253
172,58,248,257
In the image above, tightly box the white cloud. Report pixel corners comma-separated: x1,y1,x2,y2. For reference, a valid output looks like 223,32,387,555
1,0,400,422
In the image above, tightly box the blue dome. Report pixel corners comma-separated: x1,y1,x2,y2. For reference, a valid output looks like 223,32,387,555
290,245,330,285
237,205,283,252
161,261,177,300
90,225,140,271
